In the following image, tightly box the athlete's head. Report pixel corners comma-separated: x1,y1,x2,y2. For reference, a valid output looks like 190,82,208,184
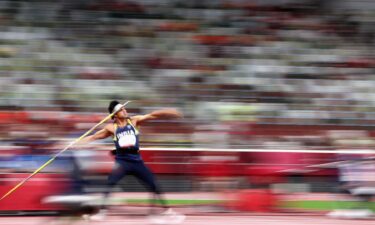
108,100,128,120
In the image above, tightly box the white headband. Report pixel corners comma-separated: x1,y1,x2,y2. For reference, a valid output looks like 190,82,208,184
111,101,131,114
112,103,124,114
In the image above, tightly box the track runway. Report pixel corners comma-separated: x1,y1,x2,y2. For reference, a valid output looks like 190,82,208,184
0,214,373,225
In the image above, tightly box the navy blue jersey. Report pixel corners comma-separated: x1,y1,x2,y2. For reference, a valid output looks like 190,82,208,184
113,118,142,161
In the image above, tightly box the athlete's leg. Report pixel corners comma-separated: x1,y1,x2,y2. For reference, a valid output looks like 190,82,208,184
132,161,168,211
132,162,186,223
87,160,130,221
131,161,186,223
101,160,130,208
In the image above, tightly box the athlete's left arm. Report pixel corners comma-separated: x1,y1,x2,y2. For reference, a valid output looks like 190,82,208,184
131,108,183,126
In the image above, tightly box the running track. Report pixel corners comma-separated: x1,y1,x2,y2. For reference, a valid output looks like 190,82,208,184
0,215,373,225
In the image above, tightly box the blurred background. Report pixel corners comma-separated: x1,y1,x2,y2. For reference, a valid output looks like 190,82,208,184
0,0,374,220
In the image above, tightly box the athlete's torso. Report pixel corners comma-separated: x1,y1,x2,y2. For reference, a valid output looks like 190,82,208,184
113,118,142,161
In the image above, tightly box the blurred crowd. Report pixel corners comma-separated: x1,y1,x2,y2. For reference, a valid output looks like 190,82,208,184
0,1,374,217
0,0,375,150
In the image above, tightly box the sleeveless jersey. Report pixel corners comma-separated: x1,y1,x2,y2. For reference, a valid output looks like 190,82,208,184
113,118,142,161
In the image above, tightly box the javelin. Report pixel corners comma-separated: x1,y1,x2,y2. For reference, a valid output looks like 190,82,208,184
0,101,131,201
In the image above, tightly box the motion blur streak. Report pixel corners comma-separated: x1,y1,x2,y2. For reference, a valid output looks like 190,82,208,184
0,0,374,224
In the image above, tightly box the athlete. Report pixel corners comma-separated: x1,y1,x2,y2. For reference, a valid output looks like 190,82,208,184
80,100,185,223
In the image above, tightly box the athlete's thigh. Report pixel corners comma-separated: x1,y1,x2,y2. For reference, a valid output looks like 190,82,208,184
108,160,130,185
133,162,157,185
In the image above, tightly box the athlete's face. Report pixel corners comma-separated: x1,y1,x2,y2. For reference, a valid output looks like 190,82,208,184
115,107,128,119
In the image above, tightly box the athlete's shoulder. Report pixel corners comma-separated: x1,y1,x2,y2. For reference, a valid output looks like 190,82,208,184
130,115,143,121
129,115,143,126
104,123,115,134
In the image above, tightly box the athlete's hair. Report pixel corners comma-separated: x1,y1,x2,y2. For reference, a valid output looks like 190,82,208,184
108,100,120,119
